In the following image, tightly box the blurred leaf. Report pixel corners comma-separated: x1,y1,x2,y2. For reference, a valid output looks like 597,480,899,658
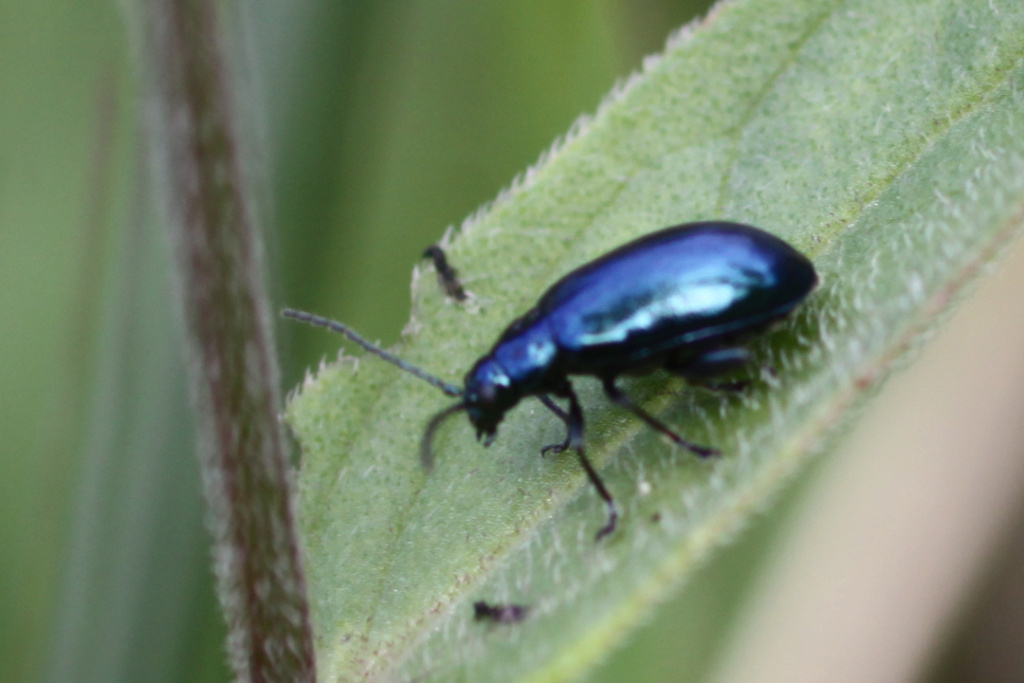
287,0,1024,681
45,169,229,683
0,2,225,682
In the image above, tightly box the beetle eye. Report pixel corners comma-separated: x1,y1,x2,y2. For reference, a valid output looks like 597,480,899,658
479,383,497,404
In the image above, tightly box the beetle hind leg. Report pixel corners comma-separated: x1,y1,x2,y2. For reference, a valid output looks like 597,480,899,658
667,347,753,392
602,377,719,458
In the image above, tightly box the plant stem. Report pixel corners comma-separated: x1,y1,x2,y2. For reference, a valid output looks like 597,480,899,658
139,1,316,680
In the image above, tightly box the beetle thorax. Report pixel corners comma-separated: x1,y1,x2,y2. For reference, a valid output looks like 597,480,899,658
463,315,560,441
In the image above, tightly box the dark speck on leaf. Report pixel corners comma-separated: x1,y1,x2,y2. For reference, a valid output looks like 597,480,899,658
474,600,529,624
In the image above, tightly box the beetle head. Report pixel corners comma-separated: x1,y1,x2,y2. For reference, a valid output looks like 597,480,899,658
419,355,523,471
463,356,520,442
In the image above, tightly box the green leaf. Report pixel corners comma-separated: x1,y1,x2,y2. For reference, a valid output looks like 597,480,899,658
286,0,1024,680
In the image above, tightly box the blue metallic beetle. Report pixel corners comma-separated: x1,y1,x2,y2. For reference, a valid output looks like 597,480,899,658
284,221,817,539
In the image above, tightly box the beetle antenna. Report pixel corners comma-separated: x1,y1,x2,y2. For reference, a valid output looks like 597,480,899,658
420,402,467,470
282,309,463,397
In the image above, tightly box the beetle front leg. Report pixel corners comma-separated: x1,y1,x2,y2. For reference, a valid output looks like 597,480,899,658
537,395,571,455
550,385,619,541
602,377,719,458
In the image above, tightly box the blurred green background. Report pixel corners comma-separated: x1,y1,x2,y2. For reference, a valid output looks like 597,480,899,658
5,1,1024,682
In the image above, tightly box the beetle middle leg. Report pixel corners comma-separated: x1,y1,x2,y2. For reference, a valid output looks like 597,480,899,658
542,387,618,540
602,377,719,458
